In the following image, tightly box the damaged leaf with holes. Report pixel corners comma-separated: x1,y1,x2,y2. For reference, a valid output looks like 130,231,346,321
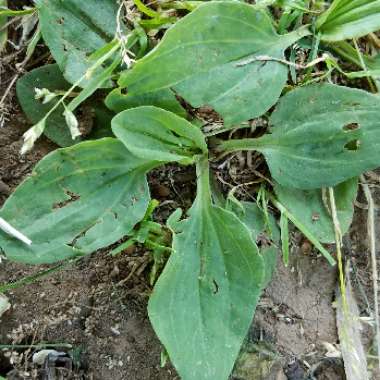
0,139,157,264
149,158,266,380
220,84,380,189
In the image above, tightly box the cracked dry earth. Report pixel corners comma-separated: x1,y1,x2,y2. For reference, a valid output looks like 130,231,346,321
1,74,380,380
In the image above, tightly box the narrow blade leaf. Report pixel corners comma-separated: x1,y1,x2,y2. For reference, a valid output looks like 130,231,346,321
317,0,380,41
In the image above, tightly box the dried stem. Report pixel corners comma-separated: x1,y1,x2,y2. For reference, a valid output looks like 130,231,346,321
361,175,380,373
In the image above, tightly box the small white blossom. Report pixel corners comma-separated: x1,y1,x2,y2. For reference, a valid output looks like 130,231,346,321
34,87,57,104
63,108,81,140
20,119,46,155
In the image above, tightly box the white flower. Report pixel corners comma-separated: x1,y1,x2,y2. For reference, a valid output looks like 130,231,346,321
63,108,81,140
20,119,46,155
34,87,57,104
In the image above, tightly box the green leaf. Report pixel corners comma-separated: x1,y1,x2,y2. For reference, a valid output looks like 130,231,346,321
317,0,380,41
220,84,380,189
0,138,157,265
227,199,279,287
118,2,309,125
270,197,336,266
105,88,186,117
0,7,35,16
35,0,122,85
148,158,265,380
279,211,289,266
111,106,207,164
0,0,7,53
274,178,358,243
16,64,79,147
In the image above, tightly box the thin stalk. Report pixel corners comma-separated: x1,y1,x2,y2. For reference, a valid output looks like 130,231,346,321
353,38,377,93
0,217,31,245
0,257,83,293
0,343,72,349
330,41,362,67
328,187,347,312
41,40,122,121
361,176,380,373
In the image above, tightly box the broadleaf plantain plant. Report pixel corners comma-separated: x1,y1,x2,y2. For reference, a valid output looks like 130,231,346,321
1,1,380,379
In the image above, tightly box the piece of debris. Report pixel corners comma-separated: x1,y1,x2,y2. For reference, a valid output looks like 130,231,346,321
0,293,10,317
32,350,65,366
336,262,369,380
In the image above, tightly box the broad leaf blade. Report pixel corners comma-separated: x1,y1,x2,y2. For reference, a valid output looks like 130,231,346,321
275,178,358,243
0,138,156,264
119,2,309,125
223,84,380,189
105,88,186,117
112,106,207,164
16,64,77,147
317,0,380,41
149,160,265,380
35,0,122,85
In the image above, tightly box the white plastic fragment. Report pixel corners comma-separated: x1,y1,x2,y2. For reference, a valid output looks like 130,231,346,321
0,293,10,318
32,350,61,365
0,217,32,245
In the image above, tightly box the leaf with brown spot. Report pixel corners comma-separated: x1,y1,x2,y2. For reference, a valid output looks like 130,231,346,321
0,138,158,264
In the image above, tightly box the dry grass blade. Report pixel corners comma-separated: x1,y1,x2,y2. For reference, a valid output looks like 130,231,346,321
361,175,380,373
336,261,369,380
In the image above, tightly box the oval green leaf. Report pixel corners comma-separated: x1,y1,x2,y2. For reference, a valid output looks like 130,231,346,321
105,88,186,117
119,1,309,125
221,84,380,189
0,138,156,264
112,106,207,164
